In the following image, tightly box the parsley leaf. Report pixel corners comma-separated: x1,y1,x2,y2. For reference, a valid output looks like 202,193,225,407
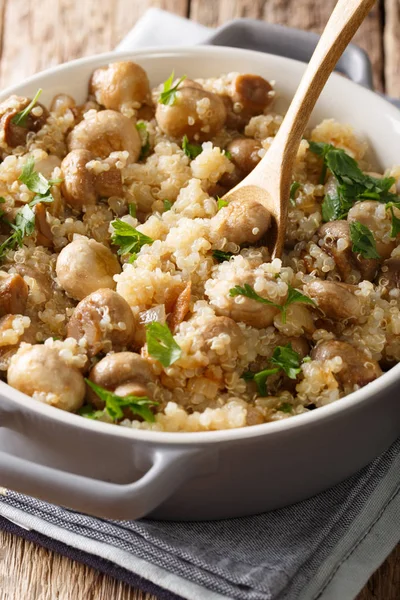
182,135,202,159
386,202,400,238
163,199,173,212
146,322,182,367
289,181,301,205
281,286,315,324
136,122,151,161
11,89,43,127
111,219,153,257
19,157,50,194
83,379,157,423
217,197,229,210
349,221,380,259
158,72,186,106
229,283,281,308
223,149,232,160
128,203,137,217
0,198,45,261
270,344,302,379
279,402,293,413
213,250,233,262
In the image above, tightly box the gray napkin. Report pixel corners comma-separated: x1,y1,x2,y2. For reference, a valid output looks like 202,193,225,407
0,10,399,600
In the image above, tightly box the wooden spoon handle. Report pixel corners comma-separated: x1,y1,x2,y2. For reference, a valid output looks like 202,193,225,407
266,0,376,174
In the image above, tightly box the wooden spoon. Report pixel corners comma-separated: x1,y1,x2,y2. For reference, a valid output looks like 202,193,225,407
222,0,376,258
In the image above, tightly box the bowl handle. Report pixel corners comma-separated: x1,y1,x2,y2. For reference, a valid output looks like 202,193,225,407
0,443,208,520
203,19,374,89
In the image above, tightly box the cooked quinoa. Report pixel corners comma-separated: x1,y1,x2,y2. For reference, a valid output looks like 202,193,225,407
0,61,399,432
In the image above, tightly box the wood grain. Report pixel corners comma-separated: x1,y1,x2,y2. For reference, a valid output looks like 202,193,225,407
0,0,398,598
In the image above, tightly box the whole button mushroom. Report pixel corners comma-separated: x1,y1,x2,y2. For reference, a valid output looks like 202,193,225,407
223,74,274,128
7,344,86,412
156,78,227,142
67,288,135,357
209,197,272,246
87,351,156,410
56,237,121,301
226,138,262,175
0,95,49,148
67,109,141,164
304,280,363,322
61,149,123,210
89,61,152,112
312,340,382,389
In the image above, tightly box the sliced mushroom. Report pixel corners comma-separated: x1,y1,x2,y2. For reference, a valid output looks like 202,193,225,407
209,197,272,246
304,280,363,321
376,258,400,292
56,237,121,301
87,351,156,410
89,61,152,112
155,79,226,141
7,344,85,412
34,202,53,248
61,149,123,210
0,95,49,148
312,340,382,389
67,109,141,164
0,272,28,316
167,281,191,332
67,288,135,357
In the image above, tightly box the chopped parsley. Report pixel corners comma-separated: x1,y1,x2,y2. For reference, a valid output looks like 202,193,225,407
0,202,40,260
18,156,61,204
128,203,137,217
111,219,153,258
309,141,398,221
182,135,202,159
289,181,301,205
217,197,229,210
146,322,182,367
11,88,43,127
386,202,400,238
244,344,302,396
136,122,151,160
158,71,186,106
279,402,293,414
229,283,315,324
213,249,233,262
349,221,380,259
223,149,232,160
82,380,157,423
163,199,173,212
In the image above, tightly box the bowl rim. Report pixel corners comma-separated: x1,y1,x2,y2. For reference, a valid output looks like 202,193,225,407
1,44,400,445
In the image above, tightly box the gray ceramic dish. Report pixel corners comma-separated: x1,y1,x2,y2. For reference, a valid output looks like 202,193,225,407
0,21,399,521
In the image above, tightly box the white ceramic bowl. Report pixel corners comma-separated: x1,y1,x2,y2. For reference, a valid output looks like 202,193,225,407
0,46,399,521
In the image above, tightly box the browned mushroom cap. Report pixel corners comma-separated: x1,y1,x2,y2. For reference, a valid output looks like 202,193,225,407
155,80,227,142
87,351,156,409
34,203,53,248
312,340,382,389
226,138,262,175
376,258,400,292
61,149,123,210
67,109,141,164
223,74,274,128
303,280,363,321
67,288,135,357
318,220,379,282
0,95,49,148
89,61,152,112
209,197,272,246
197,315,244,363
0,272,28,317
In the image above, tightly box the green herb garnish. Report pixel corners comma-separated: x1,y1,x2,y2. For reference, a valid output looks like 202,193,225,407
279,402,293,413
213,250,233,262
0,202,38,260
163,199,173,212
229,283,314,324
309,141,397,221
128,203,137,217
349,221,380,259
146,322,182,367
11,89,43,127
18,156,61,206
83,380,157,423
244,344,302,396
111,219,153,257
386,202,400,238
223,149,232,160
182,135,202,159
158,71,186,106
136,122,151,160
217,197,228,210
289,182,301,205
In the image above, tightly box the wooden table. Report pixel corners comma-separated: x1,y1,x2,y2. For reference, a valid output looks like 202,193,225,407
0,0,398,598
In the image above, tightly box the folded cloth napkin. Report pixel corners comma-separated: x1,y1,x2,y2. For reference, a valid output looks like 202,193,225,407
0,9,399,600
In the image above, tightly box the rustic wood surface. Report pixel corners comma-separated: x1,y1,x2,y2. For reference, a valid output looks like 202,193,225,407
0,0,398,599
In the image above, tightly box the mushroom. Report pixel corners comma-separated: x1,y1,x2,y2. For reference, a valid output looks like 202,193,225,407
0,272,28,317
303,280,363,321
223,74,274,128
212,285,281,329
318,220,379,282
155,78,226,141
376,257,400,292
225,137,262,175
312,340,382,389
0,95,49,148
34,202,53,248
7,344,86,412
209,197,272,246
89,61,152,112
347,201,397,259
12,263,53,305
67,109,141,164
67,288,135,357
197,315,244,364
61,149,123,210
56,237,121,301
87,351,156,410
